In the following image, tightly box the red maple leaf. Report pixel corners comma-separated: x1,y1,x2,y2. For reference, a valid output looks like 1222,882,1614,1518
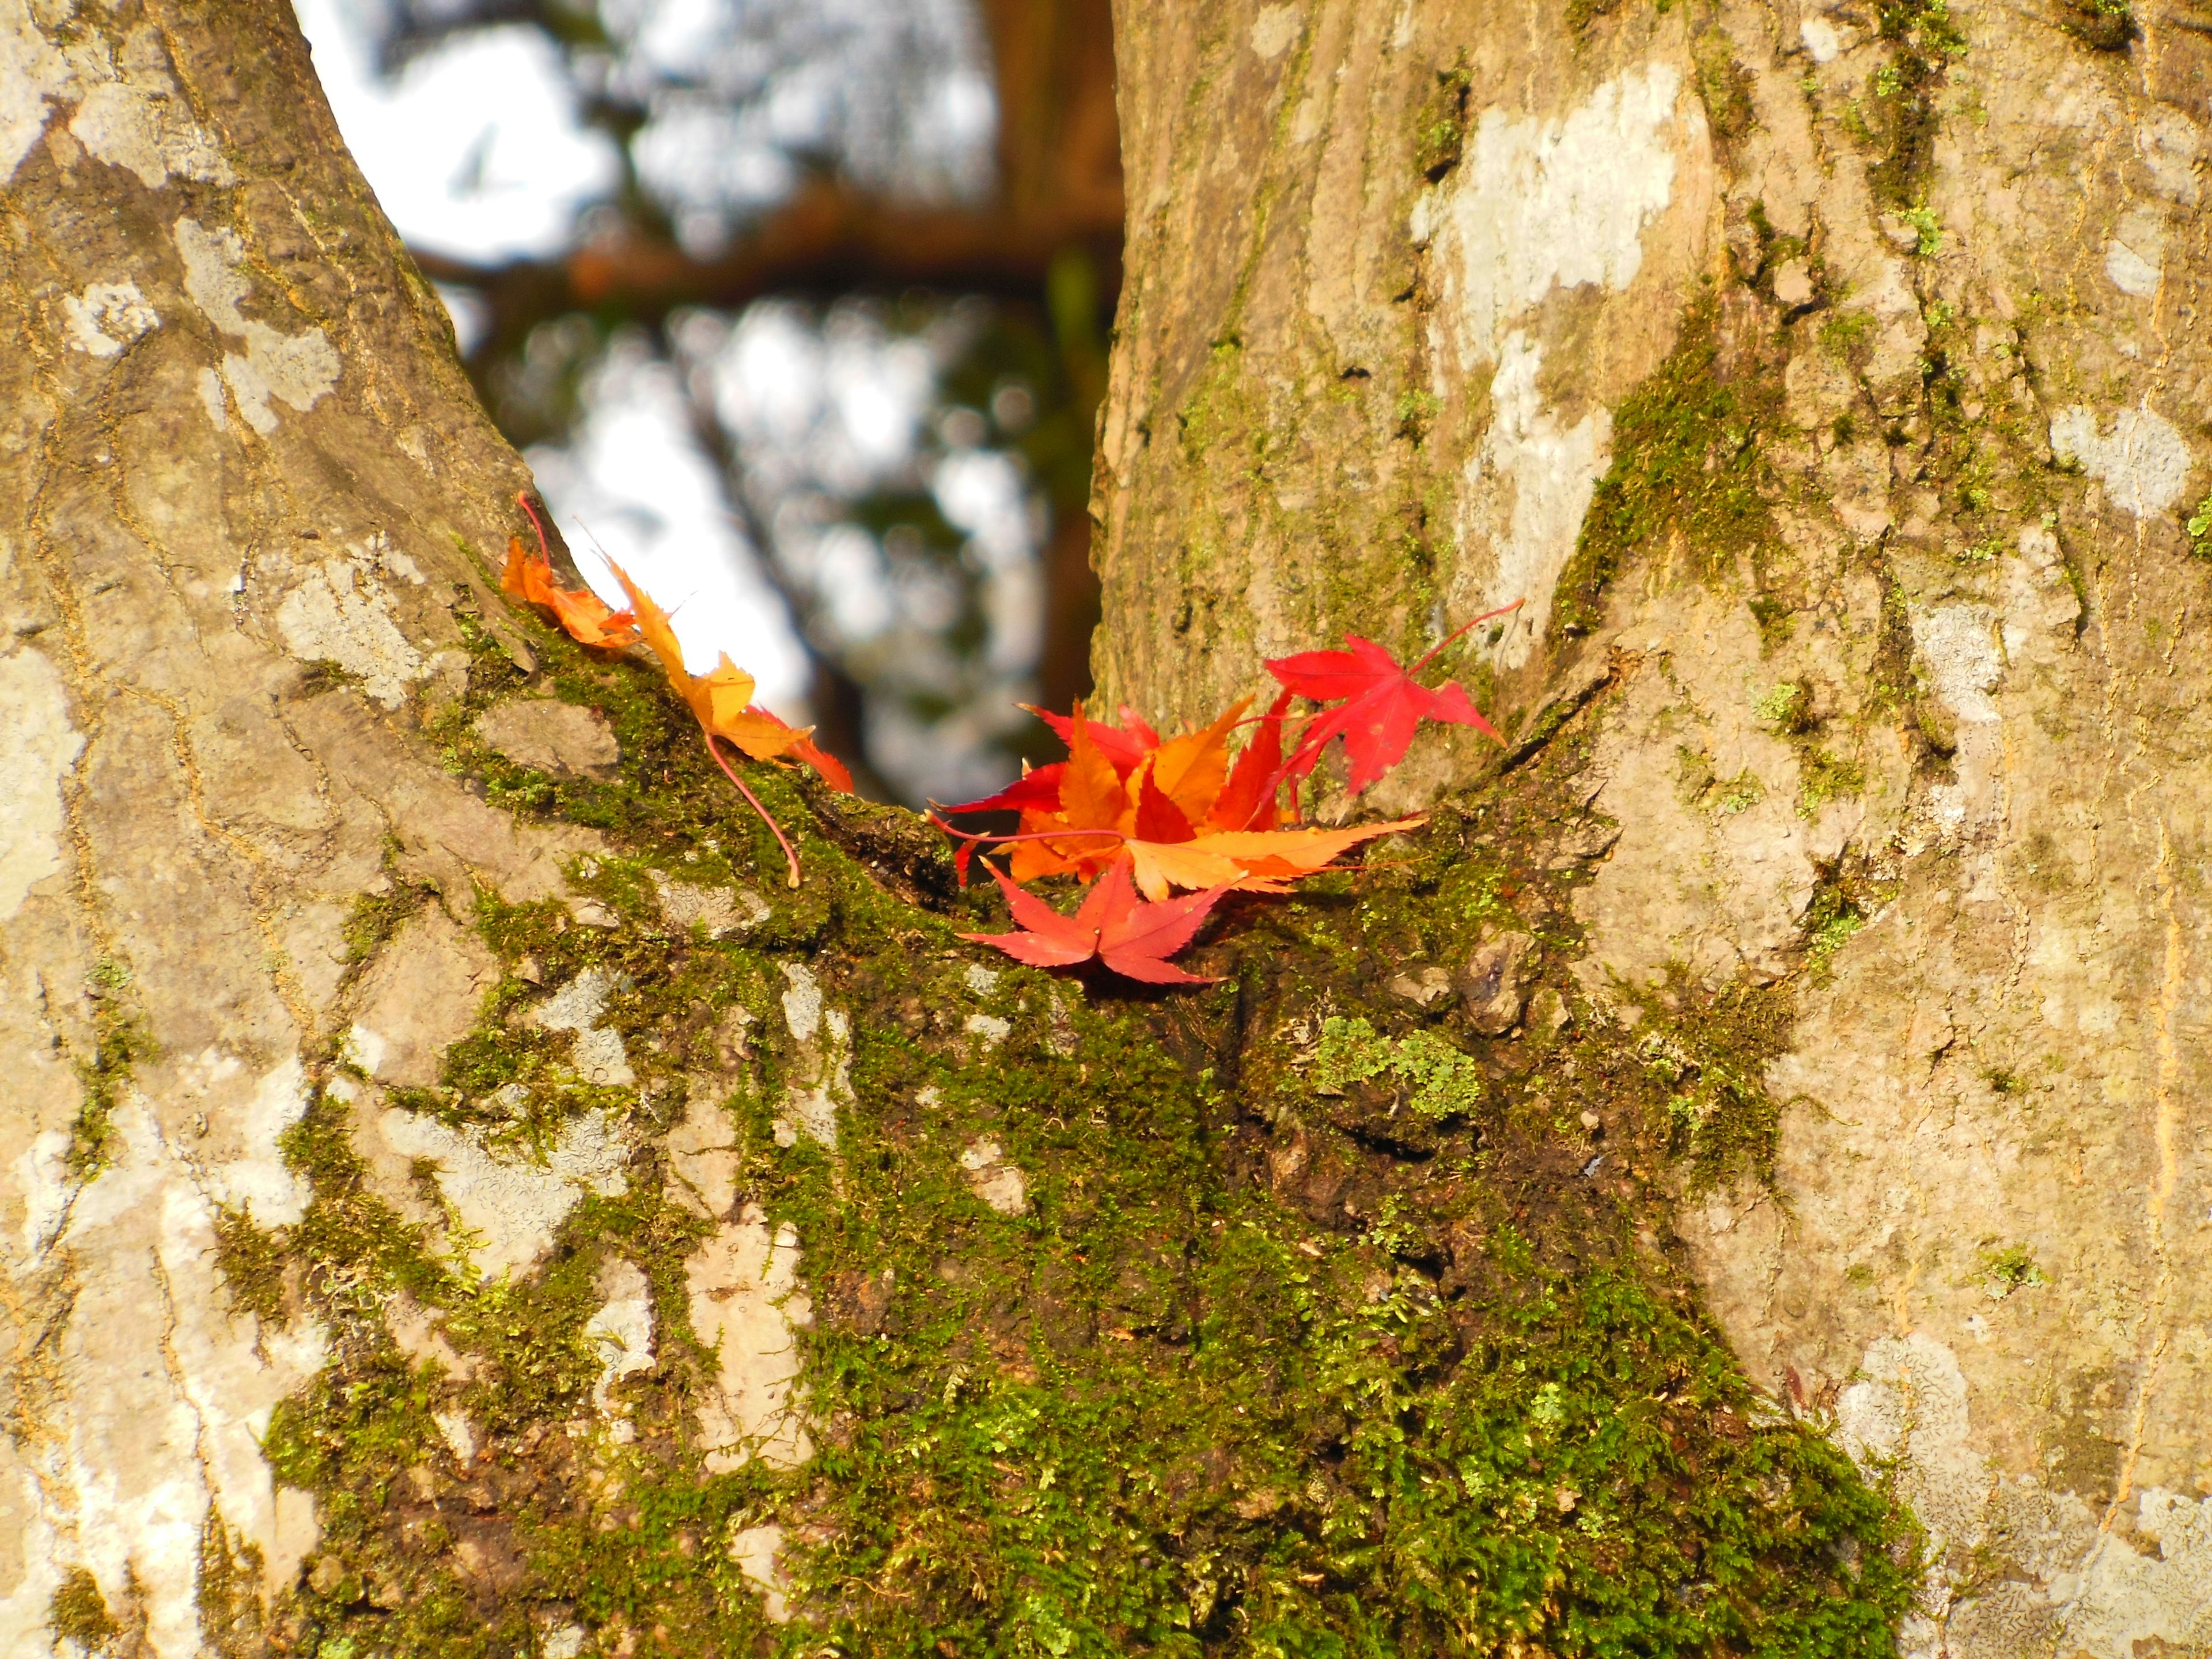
960,862,1228,985
1268,600,1523,794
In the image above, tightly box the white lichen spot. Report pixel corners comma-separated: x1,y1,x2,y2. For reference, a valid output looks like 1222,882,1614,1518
2058,1490,2212,1657
775,961,849,1147
688,1203,814,1471
1909,604,2002,726
786,1005,850,1150
543,1624,587,1659
780,960,823,1043
2105,207,2166,298
0,645,84,921
172,217,339,434
373,1105,629,1278
963,963,1002,996
6,1098,329,1656
532,968,635,1088
960,1138,1030,1215
70,70,233,190
963,1012,1013,1049
2139,109,2202,208
1836,1332,1989,1558
176,1051,313,1226
584,1259,654,1420
433,1406,477,1465
1411,63,1688,664
1799,17,1844,62
653,873,766,937
12,1127,73,1263
1476,332,1613,665
275,556,429,709
2050,405,2195,518
1249,3,1301,59
1411,63,1683,374
728,1524,792,1623
195,364,230,433
61,279,157,357
339,1022,389,1077
0,0,73,183
665,1084,742,1220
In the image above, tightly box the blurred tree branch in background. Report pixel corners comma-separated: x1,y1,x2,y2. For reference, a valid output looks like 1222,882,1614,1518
414,0,1120,784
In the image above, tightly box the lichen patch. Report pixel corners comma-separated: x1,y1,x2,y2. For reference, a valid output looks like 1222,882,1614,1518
60,278,156,357
959,1137,1029,1215
172,216,339,434
276,556,430,709
727,1524,791,1623
2049,405,2195,518
1474,332,1613,665
13,1098,328,1653
686,1203,814,1471
584,1259,654,1425
363,1104,629,1279
0,645,83,921
531,968,635,1088
0,0,74,184
1412,62,1685,374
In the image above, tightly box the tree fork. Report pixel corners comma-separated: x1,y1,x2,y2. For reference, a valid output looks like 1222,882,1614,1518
2,2,2206,1659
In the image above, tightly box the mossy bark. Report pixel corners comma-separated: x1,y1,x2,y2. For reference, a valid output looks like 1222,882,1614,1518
3,0,2202,1656
1094,1,2212,1652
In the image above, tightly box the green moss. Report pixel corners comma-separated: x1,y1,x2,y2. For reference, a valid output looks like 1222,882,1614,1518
1975,1243,2048,1297
1310,1015,1484,1122
1630,974,1798,1185
212,1203,291,1327
1899,205,1942,257
1865,0,1967,206
1552,302,1783,639
67,955,152,1179
255,600,1914,1657
2185,494,2212,559
1412,61,1471,180
2053,0,2135,48
49,1567,118,1649
1819,310,1876,362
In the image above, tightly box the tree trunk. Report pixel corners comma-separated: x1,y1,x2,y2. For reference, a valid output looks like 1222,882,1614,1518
1094,1,2212,1653
2,2,2197,1658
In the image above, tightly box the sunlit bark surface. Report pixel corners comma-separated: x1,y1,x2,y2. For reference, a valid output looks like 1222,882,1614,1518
1096,1,2212,1649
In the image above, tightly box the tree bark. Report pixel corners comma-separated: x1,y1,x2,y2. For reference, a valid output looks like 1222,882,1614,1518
1094,0,2212,1652
6,0,2200,1656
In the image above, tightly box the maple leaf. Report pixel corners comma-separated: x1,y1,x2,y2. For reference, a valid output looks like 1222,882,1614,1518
1027,704,1160,776
501,497,639,648
610,563,813,766
1269,600,1524,794
1123,817,1426,901
600,559,855,887
960,862,1228,985
934,694,1422,896
1205,688,1297,832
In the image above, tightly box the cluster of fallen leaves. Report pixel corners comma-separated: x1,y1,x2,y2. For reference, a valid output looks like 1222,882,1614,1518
500,493,1516,981
502,495,850,887
937,603,1521,984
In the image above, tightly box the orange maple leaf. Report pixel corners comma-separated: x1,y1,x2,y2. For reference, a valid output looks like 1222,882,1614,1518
942,698,1421,897
500,514,640,650
1122,819,1425,902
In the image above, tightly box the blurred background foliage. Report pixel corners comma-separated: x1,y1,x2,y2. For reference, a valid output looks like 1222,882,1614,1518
300,0,1121,804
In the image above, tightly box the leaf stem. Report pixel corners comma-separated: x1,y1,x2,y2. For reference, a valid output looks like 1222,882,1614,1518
1409,596,1525,674
707,731,804,888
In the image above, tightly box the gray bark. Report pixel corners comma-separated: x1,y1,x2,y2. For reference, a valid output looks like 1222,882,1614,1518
1094,1,2212,1651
